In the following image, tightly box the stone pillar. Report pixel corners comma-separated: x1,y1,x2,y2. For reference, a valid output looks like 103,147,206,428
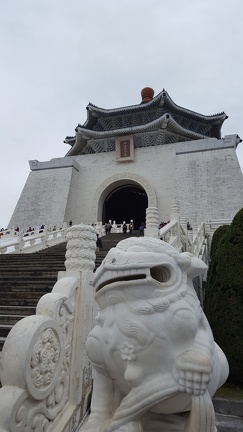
170,199,180,223
145,207,159,238
96,221,103,237
0,224,98,432
193,222,198,242
180,216,188,252
65,224,97,272
180,216,187,230
188,228,193,246
14,231,24,253
170,200,181,249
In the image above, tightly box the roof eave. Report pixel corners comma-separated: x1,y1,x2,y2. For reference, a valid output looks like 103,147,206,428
76,113,207,141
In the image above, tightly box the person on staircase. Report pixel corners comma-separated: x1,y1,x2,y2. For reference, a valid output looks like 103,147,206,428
105,222,110,235
96,234,102,251
122,223,127,236
139,222,145,236
129,221,134,235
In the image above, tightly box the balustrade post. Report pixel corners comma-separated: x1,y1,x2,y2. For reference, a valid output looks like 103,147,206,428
188,229,193,247
64,224,97,406
62,221,67,240
14,231,24,253
145,207,159,237
65,224,96,273
96,221,103,237
41,225,49,248
170,200,181,250
0,224,97,431
112,221,117,233
192,222,199,255
180,216,188,252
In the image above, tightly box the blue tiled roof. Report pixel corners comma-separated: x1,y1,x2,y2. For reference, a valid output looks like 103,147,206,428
65,90,227,156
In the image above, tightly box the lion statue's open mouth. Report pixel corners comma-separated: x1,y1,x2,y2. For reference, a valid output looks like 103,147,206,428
93,236,206,294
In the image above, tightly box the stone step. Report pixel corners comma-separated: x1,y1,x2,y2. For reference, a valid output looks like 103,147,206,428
1,290,52,299
0,324,13,338
0,236,123,351
1,279,56,294
0,306,36,315
0,314,28,325
0,337,6,350
0,284,55,290
0,261,66,266
0,277,58,284
1,300,42,307
0,293,55,301
0,276,61,283
0,255,66,260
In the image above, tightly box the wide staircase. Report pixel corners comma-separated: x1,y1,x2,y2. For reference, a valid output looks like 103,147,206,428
0,232,136,353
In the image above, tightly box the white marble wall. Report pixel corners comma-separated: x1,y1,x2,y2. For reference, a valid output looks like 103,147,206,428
9,166,79,230
8,135,243,229
176,142,243,223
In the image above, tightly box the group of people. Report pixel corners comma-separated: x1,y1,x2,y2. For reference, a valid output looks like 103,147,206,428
122,222,134,235
159,221,170,229
0,228,6,237
122,221,145,236
159,220,192,231
96,220,145,251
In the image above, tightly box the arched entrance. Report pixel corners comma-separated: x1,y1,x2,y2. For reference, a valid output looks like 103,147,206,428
90,172,157,226
103,184,148,229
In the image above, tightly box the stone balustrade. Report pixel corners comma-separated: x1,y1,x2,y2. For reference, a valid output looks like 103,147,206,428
0,224,97,432
1,210,230,257
0,223,68,254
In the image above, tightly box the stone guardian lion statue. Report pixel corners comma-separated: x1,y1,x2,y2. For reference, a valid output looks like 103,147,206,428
84,237,229,432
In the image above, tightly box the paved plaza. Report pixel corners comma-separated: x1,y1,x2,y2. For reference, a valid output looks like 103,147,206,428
216,413,243,431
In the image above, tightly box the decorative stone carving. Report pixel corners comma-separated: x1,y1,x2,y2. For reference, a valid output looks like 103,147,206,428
83,237,229,432
145,206,159,237
65,224,97,272
0,277,78,432
1,316,63,399
170,199,180,221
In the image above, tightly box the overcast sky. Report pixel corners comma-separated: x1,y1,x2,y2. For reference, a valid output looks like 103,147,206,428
1,0,243,228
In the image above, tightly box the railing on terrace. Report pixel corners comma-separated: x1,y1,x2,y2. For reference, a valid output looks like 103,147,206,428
159,214,232,258
0,225,97,432
1,215,231,256
0,223,68,254
159,219,207,258
0,221,134,255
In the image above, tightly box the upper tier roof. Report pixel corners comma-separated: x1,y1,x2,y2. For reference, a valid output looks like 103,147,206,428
65,89,228,156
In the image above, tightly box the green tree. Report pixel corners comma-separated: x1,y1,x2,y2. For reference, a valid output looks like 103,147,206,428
204,208,243,385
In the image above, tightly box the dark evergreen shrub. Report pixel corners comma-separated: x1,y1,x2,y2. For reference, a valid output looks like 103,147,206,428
204,208,243,385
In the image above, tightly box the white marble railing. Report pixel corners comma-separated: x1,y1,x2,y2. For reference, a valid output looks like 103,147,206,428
1,215,230,259
204,219,232,236
0,223,68,254
159,209,230,261
159,219,179,249
0,224,97,432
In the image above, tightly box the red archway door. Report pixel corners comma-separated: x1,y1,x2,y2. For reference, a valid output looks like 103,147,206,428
103,185,148,230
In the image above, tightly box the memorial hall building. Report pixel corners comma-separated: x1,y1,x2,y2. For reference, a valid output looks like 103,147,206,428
9,87,243,230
